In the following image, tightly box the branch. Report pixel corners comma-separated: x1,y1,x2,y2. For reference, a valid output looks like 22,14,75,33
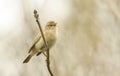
34,10,48,48
33,10,54,76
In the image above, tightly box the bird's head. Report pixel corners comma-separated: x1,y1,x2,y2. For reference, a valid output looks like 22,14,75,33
45,21,57,30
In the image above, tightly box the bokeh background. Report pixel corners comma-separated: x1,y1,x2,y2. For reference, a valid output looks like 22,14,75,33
0,0,120,76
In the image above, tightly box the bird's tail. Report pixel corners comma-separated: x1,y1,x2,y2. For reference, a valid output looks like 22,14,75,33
23,55,32,63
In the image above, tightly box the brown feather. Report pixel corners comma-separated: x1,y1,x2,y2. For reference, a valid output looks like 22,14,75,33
36,52,42,56
23,55,32,63
28,33,41,53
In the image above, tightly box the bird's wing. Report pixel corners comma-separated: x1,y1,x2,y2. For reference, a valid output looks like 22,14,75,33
28,33,41,53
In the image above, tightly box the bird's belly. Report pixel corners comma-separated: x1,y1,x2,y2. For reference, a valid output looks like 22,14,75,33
35,35,56,51
46,36,56,48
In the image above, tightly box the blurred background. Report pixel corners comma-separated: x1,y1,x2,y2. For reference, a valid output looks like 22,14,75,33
0,0,120,76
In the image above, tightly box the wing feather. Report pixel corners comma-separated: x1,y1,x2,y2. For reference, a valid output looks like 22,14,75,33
28,33,41,53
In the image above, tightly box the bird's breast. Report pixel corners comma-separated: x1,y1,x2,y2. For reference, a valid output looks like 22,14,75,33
45,32,56,48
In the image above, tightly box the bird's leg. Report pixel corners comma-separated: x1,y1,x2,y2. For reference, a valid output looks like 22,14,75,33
36,51,47,57
43,52,47,57
43,47,49,57
38,46,49,57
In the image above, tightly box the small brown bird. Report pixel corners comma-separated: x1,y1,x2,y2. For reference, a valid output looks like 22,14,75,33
23,21,57,63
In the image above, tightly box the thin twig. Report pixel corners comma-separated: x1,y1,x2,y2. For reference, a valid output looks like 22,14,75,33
33,10,54,76
34,10,48,48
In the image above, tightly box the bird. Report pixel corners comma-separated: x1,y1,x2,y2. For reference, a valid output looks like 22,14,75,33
23,21,57,63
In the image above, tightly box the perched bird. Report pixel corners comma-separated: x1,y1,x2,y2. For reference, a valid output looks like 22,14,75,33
23,21,57,63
